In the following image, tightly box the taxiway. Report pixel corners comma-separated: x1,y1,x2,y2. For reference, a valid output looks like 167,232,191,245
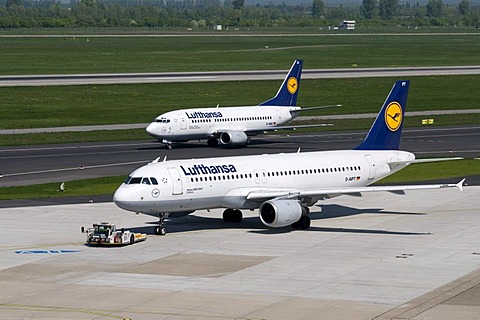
0,125,479,187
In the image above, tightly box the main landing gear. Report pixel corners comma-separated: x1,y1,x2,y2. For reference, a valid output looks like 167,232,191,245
292,206,311,230
291,216,311,230
222,208,243,223
207,137,219,147
154,213,168,235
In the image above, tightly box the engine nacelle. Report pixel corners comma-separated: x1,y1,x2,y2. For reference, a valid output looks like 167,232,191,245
219,130,248,146
259,200,303,228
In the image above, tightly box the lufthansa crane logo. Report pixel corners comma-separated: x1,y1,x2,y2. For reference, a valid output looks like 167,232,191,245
287,77,298,94
385,102,403,132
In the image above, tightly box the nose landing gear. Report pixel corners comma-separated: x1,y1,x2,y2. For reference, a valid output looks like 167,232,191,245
154,213,168,235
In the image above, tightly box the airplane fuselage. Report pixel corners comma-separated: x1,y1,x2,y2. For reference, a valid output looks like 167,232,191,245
146,105,301,143
114,149,414,216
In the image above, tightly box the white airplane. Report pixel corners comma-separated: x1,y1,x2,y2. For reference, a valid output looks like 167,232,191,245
145,60,336,149
114,80,464,235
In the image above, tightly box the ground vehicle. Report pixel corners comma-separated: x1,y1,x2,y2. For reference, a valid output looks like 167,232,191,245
81,222,147,246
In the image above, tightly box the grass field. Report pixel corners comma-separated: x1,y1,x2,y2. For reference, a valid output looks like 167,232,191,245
1,33,480,75
1,75,479,131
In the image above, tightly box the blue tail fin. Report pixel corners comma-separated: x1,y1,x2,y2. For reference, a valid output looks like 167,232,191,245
355,80,410,150
259,60,303,107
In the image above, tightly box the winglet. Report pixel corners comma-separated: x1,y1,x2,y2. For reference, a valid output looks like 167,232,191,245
355,80,410,150
259,60,303,107
456,178,466,191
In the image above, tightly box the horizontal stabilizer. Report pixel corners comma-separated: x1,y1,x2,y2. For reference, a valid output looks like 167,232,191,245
296,104,342,112
388,157,463,169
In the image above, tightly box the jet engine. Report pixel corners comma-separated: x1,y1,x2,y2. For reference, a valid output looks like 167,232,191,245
219,130,248,146
259,199,303,228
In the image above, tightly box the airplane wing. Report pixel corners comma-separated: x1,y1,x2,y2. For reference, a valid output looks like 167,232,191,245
244,123,333,134
246,179,465,202
212,123,333,138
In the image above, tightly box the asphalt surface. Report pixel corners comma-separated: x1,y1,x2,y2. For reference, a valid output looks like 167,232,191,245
1,125,479,189
1,187,480,319
1,66,480,86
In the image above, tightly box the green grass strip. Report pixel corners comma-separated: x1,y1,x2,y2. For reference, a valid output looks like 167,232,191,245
1,33,480,74
1,75,480,131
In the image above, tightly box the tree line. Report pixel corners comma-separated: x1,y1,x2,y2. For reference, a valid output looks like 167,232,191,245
0,0,479,29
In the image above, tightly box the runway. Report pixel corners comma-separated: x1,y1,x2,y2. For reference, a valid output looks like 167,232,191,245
1,66,480,87
0,186,479,319
1,125,479,187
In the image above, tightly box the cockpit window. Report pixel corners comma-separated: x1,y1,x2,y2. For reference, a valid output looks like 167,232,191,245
155,117,170,123
125,177,158,185
128,177,142,184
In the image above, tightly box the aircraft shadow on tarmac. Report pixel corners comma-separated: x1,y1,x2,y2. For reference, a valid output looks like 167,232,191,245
126,204,429,236
137,137,318,152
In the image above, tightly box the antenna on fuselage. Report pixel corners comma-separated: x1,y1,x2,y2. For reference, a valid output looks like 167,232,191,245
216,104,219,108
163,156,167,162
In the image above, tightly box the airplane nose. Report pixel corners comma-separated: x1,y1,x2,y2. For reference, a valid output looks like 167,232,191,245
146,123,159,138
113,186,133,211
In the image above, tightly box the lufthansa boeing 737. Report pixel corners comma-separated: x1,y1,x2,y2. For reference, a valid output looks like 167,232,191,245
145,60,336,149
114,80,464,235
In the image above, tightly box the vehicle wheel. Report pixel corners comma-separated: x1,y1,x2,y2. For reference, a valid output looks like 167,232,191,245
232,209,243,223
291,221,300,230
159,226,167,236
130,234,135,245
298,216,311,230
207,138,218,147
154,226,161,235
165,144,172,150
223,209,233,222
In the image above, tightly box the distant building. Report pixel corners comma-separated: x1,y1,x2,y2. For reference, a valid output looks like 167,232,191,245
213,24,222,31
339,20,356,30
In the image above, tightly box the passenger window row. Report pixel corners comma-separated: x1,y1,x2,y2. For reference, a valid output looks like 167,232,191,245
267,166,361,177
190,173,253,183
188,165,361,183
214,116,273,122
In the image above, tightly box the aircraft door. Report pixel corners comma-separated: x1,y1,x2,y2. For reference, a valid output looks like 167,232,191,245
167,167,183,195
364,154,376,180
276,109,282,121
261,170,267,183
180,115,187,130
254,170,267,184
